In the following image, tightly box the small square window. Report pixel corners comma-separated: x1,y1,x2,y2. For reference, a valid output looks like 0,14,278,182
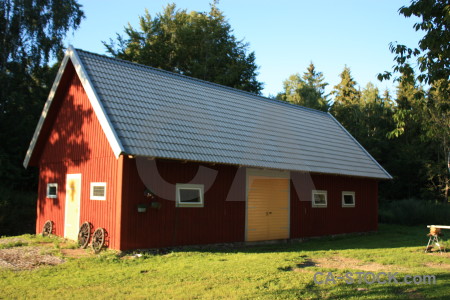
47,183,58,198
176,184,204,207
342,191,355,207
312,190,327,207
90,182,106,200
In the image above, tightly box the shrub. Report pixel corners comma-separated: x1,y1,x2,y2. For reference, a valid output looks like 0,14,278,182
379,198,450,226
0,185,36,236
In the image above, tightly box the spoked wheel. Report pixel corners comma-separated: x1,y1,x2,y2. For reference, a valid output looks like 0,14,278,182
78,222,92,249
91,228,106,253
42,220,53,236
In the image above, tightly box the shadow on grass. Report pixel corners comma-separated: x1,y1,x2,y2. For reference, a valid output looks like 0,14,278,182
258,271,450,300
167,224,437,255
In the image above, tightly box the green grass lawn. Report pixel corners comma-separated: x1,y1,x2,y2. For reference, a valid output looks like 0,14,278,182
1,225,449,299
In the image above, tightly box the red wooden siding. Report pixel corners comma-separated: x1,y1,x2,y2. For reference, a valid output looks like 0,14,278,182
119,158,246,250
35,67,121,249
290,172,378,238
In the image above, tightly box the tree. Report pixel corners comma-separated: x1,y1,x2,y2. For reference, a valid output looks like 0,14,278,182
1,0,84,71
379,0,450,200
0,0,84,235
360,84,395,178
379,0,449,86
104,2,262,94
276,63,329,112
385,66,432,199
423,79,450,200
330,67,363,137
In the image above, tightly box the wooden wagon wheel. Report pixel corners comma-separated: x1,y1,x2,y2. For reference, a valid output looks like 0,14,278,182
42,220,53,236
77,222,92,249
91,227,106,253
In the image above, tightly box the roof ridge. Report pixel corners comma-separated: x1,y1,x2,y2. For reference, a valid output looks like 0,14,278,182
74,47,329,117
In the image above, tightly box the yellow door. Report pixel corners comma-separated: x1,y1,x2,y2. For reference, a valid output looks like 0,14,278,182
247,174,289,242
64,174,81,240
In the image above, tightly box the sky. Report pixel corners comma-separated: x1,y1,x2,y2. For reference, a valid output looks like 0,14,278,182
65,0,424,98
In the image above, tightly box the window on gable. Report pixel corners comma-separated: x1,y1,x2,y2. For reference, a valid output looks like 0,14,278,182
176,184,204,207
312,190,327,207
90,182,107,200
342,191,355,207
47,183,58,198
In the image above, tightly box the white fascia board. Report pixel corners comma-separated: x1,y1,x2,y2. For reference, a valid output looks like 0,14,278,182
327,113,393,180
69,46,124,158
23,46,124,168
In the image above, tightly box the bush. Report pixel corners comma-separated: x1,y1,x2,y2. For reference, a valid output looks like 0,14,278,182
0,185,36,236
379,198,450,226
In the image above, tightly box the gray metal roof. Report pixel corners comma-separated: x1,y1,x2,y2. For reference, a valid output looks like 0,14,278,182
69,48,391,179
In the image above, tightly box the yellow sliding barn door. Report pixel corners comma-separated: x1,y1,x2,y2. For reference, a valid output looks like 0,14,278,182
247,170,289,242
64,174,81,240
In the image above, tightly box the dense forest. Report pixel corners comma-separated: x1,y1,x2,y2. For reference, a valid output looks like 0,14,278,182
0,0,448,235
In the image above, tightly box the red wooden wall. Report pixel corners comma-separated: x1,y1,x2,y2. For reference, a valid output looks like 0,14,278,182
290,172,378,238
34,64,122,249
119,158,246,250
119,159,378,250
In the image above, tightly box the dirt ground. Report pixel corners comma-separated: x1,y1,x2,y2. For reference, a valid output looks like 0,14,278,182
0,245,64,270
0,237,93,270
292,253,450,273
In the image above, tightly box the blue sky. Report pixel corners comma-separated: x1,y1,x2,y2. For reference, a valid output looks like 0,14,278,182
66,0,423,97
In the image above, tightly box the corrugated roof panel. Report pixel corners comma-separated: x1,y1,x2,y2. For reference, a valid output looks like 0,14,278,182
76,49,391,179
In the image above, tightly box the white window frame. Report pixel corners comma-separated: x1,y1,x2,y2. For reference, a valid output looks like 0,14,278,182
46,183,58,198
90,182,107,200
312,190,327,208
342,191,355,207
176,184,204,207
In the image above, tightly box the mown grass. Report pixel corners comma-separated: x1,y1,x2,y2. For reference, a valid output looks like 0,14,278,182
1,225,449,299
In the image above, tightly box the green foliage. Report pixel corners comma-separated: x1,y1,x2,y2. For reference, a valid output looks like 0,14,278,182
0,185,36,236
384,66,449,200
0,0,84,235
379,198,450,226
104,2,262,94
0,0,84,70
330,67,364,141
378,0,449,85
330,67,364,139
276,63,330,111
378,0,450,201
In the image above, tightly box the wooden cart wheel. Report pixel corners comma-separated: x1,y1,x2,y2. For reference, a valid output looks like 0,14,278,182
42,220,53,236
91,227,105,253
78,222,92,249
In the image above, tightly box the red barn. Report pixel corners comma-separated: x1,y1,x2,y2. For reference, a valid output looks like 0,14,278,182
24,47,391,251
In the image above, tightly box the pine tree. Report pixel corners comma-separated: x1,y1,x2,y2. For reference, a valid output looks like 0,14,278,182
330,66,362,137
276,63,329,112
331,66,360,106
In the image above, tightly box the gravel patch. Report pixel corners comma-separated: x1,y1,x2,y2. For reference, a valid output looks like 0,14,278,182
0,246,65,270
